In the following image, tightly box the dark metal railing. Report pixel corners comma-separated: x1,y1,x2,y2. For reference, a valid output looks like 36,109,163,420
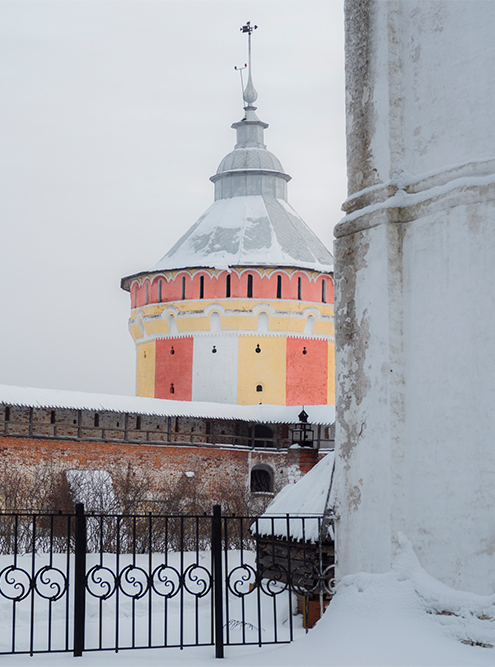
0,506,335,658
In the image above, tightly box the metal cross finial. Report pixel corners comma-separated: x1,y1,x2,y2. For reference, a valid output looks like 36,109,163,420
241,21,258,35
240,21,257,72
239,22,258,107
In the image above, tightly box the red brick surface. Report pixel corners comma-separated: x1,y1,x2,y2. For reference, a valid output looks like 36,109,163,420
0,435,320,506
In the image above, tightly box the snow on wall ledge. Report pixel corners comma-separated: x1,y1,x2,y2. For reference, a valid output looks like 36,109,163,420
0,384,334,425
336,0,495,595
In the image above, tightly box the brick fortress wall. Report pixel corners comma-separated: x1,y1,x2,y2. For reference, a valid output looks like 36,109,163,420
0,404,332,514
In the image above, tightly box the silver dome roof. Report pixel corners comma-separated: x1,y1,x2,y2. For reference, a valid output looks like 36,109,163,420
216,147,284,174
125,82,334,279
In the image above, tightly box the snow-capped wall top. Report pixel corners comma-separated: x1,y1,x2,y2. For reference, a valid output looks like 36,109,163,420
0,384,335,425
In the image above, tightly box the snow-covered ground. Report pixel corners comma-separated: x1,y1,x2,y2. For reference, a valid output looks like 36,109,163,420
2,536,495,666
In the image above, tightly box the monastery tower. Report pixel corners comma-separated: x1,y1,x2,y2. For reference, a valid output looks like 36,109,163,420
121,35,334,406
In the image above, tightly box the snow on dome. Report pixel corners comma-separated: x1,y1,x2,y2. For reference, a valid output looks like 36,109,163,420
151,195,334,273
254,451,335,543
134,87,334,277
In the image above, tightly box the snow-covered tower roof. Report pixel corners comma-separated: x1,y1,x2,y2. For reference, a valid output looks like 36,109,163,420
150,67,333,274
120,30,336,407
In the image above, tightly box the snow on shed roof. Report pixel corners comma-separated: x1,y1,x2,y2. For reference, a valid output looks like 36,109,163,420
255,451,335,542
0,384,335,425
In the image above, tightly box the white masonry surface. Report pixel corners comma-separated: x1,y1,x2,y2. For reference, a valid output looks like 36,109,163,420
191,335,239,403
334,0,495,595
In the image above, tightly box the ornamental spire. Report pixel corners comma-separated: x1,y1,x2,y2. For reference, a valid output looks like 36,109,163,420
240,21,258,107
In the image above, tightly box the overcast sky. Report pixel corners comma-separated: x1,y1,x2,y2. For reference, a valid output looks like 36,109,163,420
0,0,346,397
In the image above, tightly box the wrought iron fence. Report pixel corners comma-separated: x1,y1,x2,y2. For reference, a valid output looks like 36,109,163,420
0,505,335,658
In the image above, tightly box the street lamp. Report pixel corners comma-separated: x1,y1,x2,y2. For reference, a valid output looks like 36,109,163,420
292,409,315,448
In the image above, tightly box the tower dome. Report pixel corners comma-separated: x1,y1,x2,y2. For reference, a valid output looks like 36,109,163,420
216,147,283,174
150,96,333,275
122,61,335,406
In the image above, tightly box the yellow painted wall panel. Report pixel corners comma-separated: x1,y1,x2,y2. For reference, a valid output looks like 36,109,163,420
327,340,336,405
143,320,169,336
132,298,334,339
129,324,143,341
237,336,286,405
174,300,215,313
268,316,306,332
176,317,210,332
221,316,258,331
139,305,164,317
313,320,334,336
136,341,156,397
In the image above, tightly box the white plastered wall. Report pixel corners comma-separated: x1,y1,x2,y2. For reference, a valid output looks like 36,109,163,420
191,335,239,404
336,0,495,594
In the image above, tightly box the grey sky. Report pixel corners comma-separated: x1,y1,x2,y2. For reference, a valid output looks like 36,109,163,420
0,1,346,397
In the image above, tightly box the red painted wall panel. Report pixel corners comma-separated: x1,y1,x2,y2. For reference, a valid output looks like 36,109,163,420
286,338,328,406
131,270,334,309
155,337,193,400
189,272,225,300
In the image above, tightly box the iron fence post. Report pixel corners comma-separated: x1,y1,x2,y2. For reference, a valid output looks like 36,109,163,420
212,505,224,658
73,503,86,657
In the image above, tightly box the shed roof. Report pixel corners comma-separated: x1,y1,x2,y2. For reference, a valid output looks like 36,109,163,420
255,451,335,542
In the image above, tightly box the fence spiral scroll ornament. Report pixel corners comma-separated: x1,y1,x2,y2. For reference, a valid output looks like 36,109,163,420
0,565,32,602
34,565,68,601
151,564,181,598
86,565,116,600
290,562,336,597
226,563,257,597
259,564,289,596
118,564,149,599
182,563,211,597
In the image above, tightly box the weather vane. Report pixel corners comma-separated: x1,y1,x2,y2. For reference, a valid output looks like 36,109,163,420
235,22,258,109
